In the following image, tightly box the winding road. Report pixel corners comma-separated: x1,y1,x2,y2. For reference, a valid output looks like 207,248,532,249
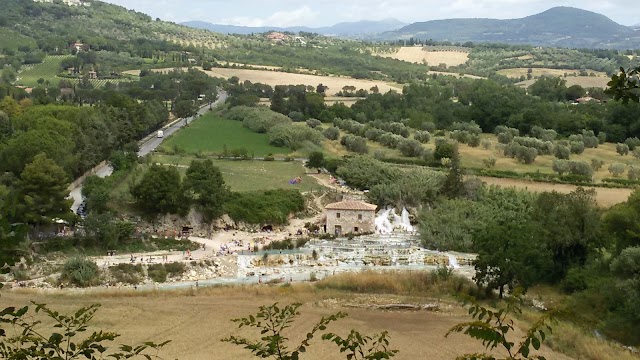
69,91,228,212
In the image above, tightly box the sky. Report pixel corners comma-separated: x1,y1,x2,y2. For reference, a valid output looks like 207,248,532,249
104,0,639,27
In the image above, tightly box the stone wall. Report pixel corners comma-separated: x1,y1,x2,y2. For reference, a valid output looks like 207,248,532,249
326,209,375,235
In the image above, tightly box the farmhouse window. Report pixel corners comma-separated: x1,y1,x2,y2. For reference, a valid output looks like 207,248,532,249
358,214,363,220
354,227,359,232
336,213,341,219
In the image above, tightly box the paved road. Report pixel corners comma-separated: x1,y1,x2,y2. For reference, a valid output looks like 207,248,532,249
70,91,228,212
138,91,227,156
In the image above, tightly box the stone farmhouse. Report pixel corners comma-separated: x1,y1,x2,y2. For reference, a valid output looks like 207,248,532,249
325,200,377,236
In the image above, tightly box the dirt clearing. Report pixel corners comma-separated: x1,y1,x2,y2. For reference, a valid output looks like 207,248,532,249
0,288,569,360
375,47,469,67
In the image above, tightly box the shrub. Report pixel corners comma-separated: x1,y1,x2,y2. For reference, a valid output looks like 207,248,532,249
288,111,304,122
451,121,482,135
165,262,187,277
226,106,292,133
591,159,605,171
398,139,424,157
323,126,340,140
467,134,481,147
568,161,593,178
530,126,557,142
609,163,626,177
340,134,369,154
554,144,571,159
268,124,324,150
582,130,598,148
616,143,630,156
628,166,640,180
481,139,492,150
305,118,322,128
632,148,640,160
147,264,167,283
421,121,436,132
263,154,275,161
570,141,585,155
364,128,385,141
516,146,538,164
414,130,431,144
109,263,143,285
625,137,640,151
561,268,588,294
597,132,607,144
552,159,570,176
434,141,457,162
336,156,399,190
61,257,100,287
497,132,512,145
378,133,403,149
482,156,497,168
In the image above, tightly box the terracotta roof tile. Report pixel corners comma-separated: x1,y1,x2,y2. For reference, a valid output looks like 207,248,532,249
325,200,377,211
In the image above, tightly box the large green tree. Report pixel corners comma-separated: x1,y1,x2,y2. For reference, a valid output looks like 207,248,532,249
131,165,185,220
183,159,229,223
18,153,72,227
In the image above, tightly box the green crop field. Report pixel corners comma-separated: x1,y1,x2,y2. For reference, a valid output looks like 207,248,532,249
130,155,323,193
160,113,287,157
15,55,71,87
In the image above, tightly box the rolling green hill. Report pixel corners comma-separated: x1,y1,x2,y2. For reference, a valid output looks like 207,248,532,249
379,7,640,49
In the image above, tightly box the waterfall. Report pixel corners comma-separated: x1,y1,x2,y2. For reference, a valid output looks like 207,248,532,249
376,207,414,234
375,209,394,234
448,254,460,269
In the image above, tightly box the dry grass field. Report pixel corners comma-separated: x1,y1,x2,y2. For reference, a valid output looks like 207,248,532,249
199,67,400,96
0,286,572,360
258,96,364,108
375,47,469,67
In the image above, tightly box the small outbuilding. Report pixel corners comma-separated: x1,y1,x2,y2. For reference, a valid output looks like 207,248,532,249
325,200,377,236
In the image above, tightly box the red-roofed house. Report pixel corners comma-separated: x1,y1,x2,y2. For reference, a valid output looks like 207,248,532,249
325,200,377,235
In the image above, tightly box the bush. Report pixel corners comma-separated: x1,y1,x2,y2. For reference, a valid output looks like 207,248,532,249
632,148,640,160
288,111,304,122
323,126,340,141
554,145,571,160
109,263,143,285
397,139,424,157
609,163,626,177
61,257,100,287
570,141,585,155
364,128,385,141
591,159,605,171
336,156,399,190
340,134,369,154
268,124,324,150
434,141,456,162
147,264,167,283
305,118,322,128
165,262,187,277
531,126,557,142
561,268,588,294
224,106,292,133
552,159,570,176
467,134,481,147
482,156,497,168
378,132,403,149
582,130,598,148
414,130,431,144
628,166,640,180
481,139,492,150
597,132,607,144
421,121,436,132
625,137,640,151
616,143,630,156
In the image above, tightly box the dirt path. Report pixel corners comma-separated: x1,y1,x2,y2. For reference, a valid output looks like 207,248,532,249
478,176,633,207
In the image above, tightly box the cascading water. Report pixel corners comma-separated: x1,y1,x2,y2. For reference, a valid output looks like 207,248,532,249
448,254,460,269
375,207,414,234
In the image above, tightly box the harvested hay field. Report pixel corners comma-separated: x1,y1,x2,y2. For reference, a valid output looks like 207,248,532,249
375,47,469,67
199,67,400,96
477,176,632,207
0,287,570,360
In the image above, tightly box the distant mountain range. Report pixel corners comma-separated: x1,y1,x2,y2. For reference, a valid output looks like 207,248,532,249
184,7,640,49
181,19,406,36
375,7,640,49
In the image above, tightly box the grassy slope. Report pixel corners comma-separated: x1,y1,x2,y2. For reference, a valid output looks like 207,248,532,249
15,55,70,87
160,113,287,157
128,156,323,193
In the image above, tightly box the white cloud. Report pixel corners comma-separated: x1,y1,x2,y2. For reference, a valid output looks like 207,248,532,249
220,6,316,27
